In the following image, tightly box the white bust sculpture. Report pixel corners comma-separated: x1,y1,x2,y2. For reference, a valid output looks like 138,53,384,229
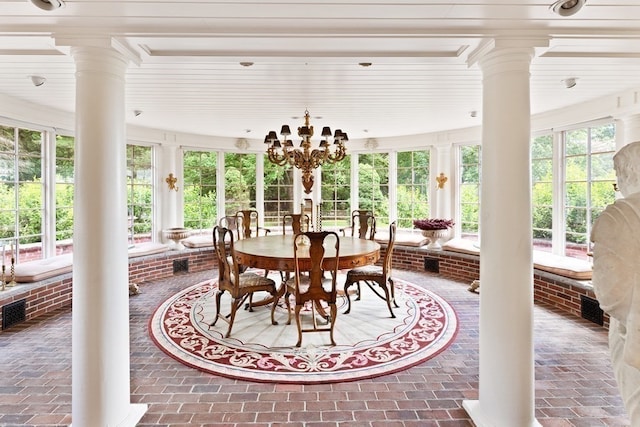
591,140,640,424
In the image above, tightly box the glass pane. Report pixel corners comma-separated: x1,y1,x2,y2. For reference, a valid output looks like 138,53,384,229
591,124,616,153
565,182,587,207
532,134,553,159
0,154,15,181
0,126,15,152
590,181,616,209
565,207,587,234
0,208,16,239
591,152,615,180
532,159,552,182
18,128,42,155
532,205,553,231
18,155,42,181
55,206,74,240
461,165,479,183
565,129,587,156
565,156,587,181
55,183,74,208
532,182,553,205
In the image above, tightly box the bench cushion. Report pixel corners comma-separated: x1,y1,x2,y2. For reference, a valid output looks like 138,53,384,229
14,254,74,283
182,234,214,248
375,231,428,247
442,238,480,255
442,238,592,280
128,242,169,258
533,250,592,280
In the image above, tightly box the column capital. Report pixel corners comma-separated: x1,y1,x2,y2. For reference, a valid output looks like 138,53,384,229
54,34,141,66
468,37,549,69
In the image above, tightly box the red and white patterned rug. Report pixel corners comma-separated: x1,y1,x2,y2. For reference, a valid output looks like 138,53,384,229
149,275,458,384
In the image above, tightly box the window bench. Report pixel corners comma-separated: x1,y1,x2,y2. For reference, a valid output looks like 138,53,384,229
377,237,604,327
0,243,215,331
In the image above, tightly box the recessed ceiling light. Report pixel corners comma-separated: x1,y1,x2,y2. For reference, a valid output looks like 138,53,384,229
562,77,578,88
29,0,65,11
29,75,46,87
133,110,143,117
239,61,254,67
549,0,586,16
359,62,372,67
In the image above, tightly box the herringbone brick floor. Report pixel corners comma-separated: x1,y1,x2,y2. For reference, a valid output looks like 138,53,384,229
0,269,630,426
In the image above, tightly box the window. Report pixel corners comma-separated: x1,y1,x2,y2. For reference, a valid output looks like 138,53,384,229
55,134,74,254
224,153,256,215
563,123,616,258
127,144,154,243
459,145,481,240
396,150,430,229
183,150,217,231
321,155,351,230
0,125,45,262
264,161,294,228
358,153,389,228
531,134,553,251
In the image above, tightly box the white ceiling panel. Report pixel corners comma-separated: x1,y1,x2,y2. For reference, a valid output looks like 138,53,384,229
1,1,640,141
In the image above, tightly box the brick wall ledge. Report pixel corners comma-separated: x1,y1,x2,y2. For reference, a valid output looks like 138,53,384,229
1,241,606,332
0,247,215,331
378,244,606,328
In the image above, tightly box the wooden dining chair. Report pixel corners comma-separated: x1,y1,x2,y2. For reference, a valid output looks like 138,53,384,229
284,231,340,347
282,213,311,235
340,209,376,240
210,226,280,338
343,221,398,318
236,209,271,239
218,215,243,241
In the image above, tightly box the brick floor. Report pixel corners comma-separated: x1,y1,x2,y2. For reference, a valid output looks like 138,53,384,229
0,269,630,426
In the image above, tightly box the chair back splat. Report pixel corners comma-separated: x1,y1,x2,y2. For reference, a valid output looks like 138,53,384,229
343,221,398,318
210,226,280,338
341,209,376,240
235,209,272,239
285,231,340,347
282,213,311,235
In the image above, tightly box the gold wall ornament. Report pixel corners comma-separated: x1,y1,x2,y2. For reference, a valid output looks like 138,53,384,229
436,172,448,189
165,173,179,191
264,109,348,194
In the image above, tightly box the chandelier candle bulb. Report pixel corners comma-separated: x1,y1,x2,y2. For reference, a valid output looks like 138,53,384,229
265,110,347,194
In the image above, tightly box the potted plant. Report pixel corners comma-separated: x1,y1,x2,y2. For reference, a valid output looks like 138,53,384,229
413,218,454,250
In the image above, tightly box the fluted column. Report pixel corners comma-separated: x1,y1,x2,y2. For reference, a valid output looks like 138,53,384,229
463,42,541,427
70,43,146,426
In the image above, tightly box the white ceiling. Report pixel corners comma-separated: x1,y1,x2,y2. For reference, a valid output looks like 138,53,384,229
1,0,640,142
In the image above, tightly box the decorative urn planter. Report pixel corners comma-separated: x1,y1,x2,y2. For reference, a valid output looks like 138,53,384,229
413,218,454,251
163,227,191,250
421,228,451,250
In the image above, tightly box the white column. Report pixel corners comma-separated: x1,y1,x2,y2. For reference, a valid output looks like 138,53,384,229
160,144,179,235
71,45,146,426
463,44,540,427
433,145,453,221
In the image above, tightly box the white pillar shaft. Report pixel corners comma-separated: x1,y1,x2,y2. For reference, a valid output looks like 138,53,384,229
622,113,640,146
160,144,179,232
466,47,539,427
434,145,452,220
71,45,133,426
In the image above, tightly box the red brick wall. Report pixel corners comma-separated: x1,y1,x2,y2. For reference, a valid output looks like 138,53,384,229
0,248,218,331
379,244,607,328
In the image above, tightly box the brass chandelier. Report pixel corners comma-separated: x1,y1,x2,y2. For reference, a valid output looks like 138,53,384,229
264,110,348,193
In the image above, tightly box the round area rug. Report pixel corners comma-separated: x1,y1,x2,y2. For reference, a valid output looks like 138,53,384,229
149,274,458,384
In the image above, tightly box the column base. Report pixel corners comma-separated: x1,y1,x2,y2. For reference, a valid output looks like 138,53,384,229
463,400,541,427
69,403,148,427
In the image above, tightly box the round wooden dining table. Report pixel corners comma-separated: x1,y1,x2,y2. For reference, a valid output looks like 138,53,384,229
233,234,381,272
